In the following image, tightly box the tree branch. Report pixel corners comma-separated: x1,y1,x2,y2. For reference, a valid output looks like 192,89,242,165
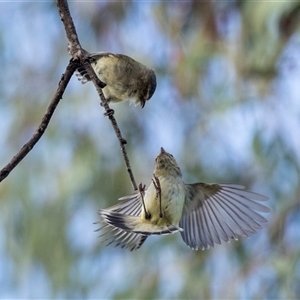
56,0,138,190
57,0,82,58
0,0,138,191
0,59,79,183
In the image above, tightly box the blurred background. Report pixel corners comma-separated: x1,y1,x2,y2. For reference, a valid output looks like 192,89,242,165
0,1,300,298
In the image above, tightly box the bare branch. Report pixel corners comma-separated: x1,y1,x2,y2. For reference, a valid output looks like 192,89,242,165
0,59,79,183
57,0,82,58
56,0,138,190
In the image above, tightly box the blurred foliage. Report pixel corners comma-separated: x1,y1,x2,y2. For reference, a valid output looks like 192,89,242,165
0,0,300,299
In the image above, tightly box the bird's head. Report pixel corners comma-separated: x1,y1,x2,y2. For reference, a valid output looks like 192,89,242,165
154,147,182,177
138,68,156,108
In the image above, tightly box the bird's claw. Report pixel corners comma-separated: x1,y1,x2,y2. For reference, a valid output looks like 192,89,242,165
139,183,151,220
152,174,163,218
104,108,115,117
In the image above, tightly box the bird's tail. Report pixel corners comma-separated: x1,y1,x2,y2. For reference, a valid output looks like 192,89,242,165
74,49,92,84
99,210,183,235
95,220,147,251
76,66,90,84
96,209,182,250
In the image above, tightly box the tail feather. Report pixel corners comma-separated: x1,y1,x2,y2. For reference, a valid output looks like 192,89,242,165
76,49,95,84
99,210,183,236
76,66,90,84
95,221,147,251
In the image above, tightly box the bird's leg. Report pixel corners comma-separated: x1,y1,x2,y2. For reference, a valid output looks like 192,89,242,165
152,174,163,218
139,183,150,220
81,55,106,88
99,98,114,117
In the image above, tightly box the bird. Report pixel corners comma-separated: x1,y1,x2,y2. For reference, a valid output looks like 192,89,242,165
95,147,270,251
76,50,156,108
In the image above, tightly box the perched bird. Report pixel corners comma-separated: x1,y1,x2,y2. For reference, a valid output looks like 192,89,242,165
96,147,270,251
76,50,156,108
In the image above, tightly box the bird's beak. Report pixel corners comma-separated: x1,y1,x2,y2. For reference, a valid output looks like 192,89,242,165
160,147,165,153
140,99,146,108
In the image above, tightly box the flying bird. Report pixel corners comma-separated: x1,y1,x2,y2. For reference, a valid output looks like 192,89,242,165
96,147,270,251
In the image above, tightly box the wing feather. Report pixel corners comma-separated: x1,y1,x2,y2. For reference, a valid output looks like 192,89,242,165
179,183,270,250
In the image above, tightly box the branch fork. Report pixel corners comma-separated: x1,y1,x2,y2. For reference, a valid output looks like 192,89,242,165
0,0,138,191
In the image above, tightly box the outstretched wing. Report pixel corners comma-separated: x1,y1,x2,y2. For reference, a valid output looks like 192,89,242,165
110,192,143,215
179,183,270,250
95,192,147,251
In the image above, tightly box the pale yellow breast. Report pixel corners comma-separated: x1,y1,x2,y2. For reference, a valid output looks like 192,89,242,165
142,176,185,226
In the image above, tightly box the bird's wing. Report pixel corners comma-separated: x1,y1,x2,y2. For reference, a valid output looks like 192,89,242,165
179,183,270,250
95,192,147,251
76,52,137,85
111,192,143,215
75,52,113,83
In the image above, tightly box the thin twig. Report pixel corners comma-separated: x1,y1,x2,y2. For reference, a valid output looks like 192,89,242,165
83,63,137,190
56,0,138,191
0,60,79,183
